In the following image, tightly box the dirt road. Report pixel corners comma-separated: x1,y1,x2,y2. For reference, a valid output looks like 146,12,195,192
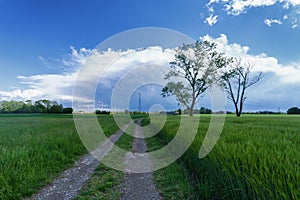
120,120,161,200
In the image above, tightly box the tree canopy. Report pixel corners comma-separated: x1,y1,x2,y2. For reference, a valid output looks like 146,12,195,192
0,100,73,114
161,41,231,116
287,107,300,114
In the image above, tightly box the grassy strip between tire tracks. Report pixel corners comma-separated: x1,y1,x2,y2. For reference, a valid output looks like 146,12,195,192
75,121,134,200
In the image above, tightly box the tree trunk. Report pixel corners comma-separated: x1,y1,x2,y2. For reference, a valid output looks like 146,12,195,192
237,107,243,117
234,103,240,117
189,97,196,117
189,109,193,116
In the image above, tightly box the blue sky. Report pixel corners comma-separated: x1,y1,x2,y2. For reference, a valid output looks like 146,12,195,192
1,0,300,112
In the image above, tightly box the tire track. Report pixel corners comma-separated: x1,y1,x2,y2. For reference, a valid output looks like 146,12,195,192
120,120,162,200
28,123,130,200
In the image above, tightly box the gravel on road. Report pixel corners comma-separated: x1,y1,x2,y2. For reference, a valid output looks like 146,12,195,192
120,120,162,200
28,126,127,200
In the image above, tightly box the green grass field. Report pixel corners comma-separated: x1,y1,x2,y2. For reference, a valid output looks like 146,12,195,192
0,114,119,199
151,114,300,199
0,114,299,199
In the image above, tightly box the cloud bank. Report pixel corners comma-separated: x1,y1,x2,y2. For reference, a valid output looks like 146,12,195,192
202,34,300,111
0,47,176,110
1,35,299,112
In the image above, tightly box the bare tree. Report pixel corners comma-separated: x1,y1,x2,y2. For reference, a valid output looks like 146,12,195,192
222,58,263,117
161,41,231,116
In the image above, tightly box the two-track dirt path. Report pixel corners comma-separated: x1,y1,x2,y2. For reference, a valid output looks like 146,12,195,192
120,120,162,200
29,124,129,200
29,120,162,200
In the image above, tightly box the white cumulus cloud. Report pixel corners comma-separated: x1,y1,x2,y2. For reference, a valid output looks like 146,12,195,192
205,0,300,28
207,0,300,15
264,18,283,26
292,17,298,27
205,14,219,26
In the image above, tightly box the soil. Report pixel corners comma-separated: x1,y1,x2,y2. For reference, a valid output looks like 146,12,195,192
28,128,125,200
28,121,162,200
120,120,162,200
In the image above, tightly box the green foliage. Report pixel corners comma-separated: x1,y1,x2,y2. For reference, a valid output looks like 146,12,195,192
161,41,231,116
95,110,110,115
287,107,300,114
49,104,63,113
0,101,24,113
182,107,212,114
0,100,71,114
63,107,73,114
200,107,212,114
153,115,300,199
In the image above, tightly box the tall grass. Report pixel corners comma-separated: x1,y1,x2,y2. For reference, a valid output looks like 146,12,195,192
153,115,300,199
0,114,118,199
144,119,196,199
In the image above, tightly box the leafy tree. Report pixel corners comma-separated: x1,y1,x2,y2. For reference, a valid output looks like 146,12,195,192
222,58,263,117
177,109,182,115
34,100,47,113
182,107,212,115
42,99,51,112
0,101,24,113
287,107,300,114
0,99,73,114
95,110,110,115
200,107,212,114
63,107,73,114
161,41,231,116
49,104,63,113
20,100,35,113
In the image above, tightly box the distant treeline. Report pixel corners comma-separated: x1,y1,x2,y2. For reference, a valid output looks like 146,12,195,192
237,107,300,115
159,107,212,115
0,100,73,114
95,110,110,115
228,111,282,115
287,107,300,114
